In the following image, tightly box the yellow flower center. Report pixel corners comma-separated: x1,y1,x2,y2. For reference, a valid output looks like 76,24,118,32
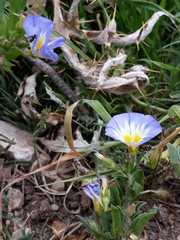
93,199,103,213
35,39,43,52
123,134,142,152
123,134,141,143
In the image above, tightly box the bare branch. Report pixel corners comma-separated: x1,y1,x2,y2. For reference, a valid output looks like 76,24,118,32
26,56,79,103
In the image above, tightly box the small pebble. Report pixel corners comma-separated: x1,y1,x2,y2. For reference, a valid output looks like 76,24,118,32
177,235,180,240
51,204,59,211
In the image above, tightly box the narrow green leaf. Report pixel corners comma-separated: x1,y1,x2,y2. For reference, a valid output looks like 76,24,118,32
83,99,111,123
131,0,178,22
7,0,27,31
0,0,7,35
19,232,35,240
66,39,91,61
151,61,180,72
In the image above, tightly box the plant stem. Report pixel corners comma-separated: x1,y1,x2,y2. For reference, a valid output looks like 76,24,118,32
130,94,167,113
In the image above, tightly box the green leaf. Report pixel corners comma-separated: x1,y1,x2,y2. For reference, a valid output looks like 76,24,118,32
130,207,157,236
19,232,35,240
2,210,22,225
135,201,147,213
0,0,7,35
167,143,180,163
101,210,112,234
132,182,143,201
64,38,92,62
168,143,180,176
132,169,144,188
168,105,180,124
111,205,123,240
115,177,127,199
7,0,27,31
0,134,15,144
170,91,180,99
151,61,180,72
4,46,26,60
101,232,112,240
110,185,121,206
83,99,111,123
131,0,179,22
77,216,102,239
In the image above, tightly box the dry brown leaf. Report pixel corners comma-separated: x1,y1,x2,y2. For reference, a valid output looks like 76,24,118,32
27,0,47,15
127,204,136,217
77,228,88,240
46,112,64,125
52,0,176,95
53,0,82,39
50,220,67,238
84,19,118,47
20,72,41,118
52,220,66,231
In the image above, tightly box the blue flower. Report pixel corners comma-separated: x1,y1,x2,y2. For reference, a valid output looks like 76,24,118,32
84,183,102,212
23,15,65,61
105,112,162,151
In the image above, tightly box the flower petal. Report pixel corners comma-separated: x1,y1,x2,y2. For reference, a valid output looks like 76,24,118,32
37,44,58,61
23,15,52,35
83,182,101,200
23,15,65,61
47,37,65,50
105,112,162,146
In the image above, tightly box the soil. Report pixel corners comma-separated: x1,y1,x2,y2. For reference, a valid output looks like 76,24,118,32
1,160,180,240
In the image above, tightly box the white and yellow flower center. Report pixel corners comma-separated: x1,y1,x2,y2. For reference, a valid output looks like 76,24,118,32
123,133,142,143
35,31,47,52
35,39,44,52
123,133,142,152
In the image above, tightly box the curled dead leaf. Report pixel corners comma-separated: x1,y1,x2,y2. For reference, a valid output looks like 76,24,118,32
52,0,175,95
20,72,41,118
46,112,64,125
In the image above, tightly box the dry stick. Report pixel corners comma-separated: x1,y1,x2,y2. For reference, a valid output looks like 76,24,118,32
25,56,79,103
0,159,4,232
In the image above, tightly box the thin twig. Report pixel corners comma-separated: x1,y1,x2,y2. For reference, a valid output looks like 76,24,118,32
62,222,82,240
25,55,79,103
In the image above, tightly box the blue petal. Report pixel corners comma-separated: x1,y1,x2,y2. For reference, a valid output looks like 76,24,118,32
23,27,41,39
37,44,59,61
84,182,101,200
23,15,52,35
31,24,53,54
105,112,162,146
47,37,65,50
